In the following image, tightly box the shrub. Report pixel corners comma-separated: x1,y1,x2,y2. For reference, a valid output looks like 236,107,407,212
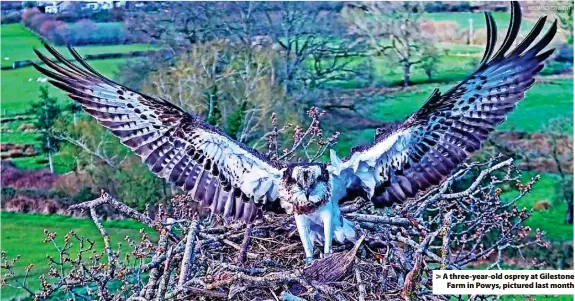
1,187,16,202
420,20,464,43
554,43,574,63
0,11,22,24
22,8,134,46
0,160,59,190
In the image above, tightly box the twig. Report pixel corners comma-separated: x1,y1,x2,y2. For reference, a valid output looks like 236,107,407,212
89,207,115,279
69,190,178,241
346,213,411,226
354,264,366,301
178,222,199,287
236,224,255,264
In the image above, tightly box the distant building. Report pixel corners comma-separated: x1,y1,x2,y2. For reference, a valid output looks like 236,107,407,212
38,1,64,14
83,1,125,11
34,0,125,14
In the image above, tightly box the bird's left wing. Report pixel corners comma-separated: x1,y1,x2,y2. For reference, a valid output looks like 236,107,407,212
329,2,557,207
33,44,285,222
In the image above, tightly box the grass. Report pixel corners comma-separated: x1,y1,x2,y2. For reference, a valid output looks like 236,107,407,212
1,58,132,114
334,76,573,158
0,23,158,68
7,148,79,174
1,24,150,171
367,78,574,134
0,212,157,300
507,172,574,242
0,131,39,146
426,11,535,33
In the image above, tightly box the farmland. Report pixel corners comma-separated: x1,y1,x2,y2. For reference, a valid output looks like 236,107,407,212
0,23,156,68
1,24,155,173
1,24,156,114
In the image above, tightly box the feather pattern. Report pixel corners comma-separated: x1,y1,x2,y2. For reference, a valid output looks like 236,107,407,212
332,2,557,207
32,45,285,222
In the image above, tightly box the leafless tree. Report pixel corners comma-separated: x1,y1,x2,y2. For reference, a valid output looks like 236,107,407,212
122,2,379,131
264,2,367,95
343,2,437,87
125,2,221,54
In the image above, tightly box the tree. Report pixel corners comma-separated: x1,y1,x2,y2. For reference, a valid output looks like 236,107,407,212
419,44,440,81
558,6,573,45
263,2,366,95
27,86,61,172
65,102,82,126
125,2,221,53
544,119,574,224
141,40,287,145
343,2,435,87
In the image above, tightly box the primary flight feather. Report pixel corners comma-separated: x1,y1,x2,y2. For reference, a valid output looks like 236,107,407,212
33,2,556,262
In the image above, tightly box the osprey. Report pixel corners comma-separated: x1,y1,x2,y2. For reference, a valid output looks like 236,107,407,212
33,2,556,262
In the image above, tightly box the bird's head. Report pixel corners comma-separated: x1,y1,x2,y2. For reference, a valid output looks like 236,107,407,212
278,163,331,214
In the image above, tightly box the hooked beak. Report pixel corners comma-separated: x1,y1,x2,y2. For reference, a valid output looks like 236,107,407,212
305,188,312,199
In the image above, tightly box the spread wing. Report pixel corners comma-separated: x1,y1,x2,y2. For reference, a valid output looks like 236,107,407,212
33,44,285,222
330,2,557,207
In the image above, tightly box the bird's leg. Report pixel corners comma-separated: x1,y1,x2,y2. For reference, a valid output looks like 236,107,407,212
319,202,334,256
294,213,314,263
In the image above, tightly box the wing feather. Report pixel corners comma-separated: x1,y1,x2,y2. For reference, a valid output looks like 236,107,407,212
333,2,556,207
33,44,285,222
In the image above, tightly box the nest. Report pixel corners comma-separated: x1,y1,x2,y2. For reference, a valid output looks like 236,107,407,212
2,157,549,301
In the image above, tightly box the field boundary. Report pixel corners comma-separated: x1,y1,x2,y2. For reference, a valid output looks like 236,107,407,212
1,49,170,70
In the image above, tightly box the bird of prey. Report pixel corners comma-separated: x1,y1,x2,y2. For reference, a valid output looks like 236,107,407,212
33,2,556,262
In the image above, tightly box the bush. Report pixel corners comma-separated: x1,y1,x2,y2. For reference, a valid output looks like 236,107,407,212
554,43,574,63
0,160,59,190
21,8,135,46
1,187,17,202
0,11,22,24
420,20,464,43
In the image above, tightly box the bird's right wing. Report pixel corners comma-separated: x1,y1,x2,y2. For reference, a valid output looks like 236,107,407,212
33,44,286,222
330,2,556,207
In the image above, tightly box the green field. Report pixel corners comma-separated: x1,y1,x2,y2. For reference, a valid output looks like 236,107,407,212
0,24,157,68
0,212,157,299
426,11,535,32
1,23,155,115
1,58,133,114
511,172,574,242
368,78,574,134
0,23,154,172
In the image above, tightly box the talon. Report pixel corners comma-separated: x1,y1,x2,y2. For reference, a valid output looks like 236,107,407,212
304,256,314,264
